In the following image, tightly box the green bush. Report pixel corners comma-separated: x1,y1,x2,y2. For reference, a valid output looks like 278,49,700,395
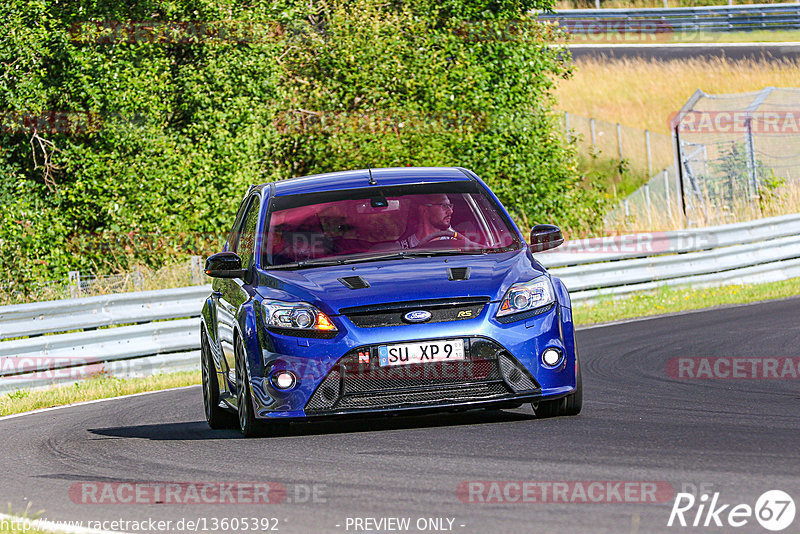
0,0,602,294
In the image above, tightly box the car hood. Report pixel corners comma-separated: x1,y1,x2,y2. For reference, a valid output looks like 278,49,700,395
255,250,546,315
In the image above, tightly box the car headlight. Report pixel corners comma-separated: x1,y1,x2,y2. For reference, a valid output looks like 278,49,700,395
496,276,555,318
262,301,338,333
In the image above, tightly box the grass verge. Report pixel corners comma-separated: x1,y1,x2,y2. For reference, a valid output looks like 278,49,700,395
573,277,800,325
0,371,200,418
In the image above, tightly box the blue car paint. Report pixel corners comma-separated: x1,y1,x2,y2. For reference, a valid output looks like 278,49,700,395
201,167,579,421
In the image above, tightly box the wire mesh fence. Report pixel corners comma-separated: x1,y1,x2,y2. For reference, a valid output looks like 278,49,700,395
561,111,682,230
562,112,675,180
674,87,800,227
0,256,205,305
603,168,685,231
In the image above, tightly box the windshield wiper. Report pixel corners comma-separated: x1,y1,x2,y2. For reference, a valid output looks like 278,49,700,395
265,252,412,270
265,258,346,270
402,249,489,257
265,249,497,270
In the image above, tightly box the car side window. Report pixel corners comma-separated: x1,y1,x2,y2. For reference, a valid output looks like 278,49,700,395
234,195,261,271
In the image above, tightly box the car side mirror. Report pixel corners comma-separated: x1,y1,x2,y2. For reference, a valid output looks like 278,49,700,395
205,252,247,279
529,224,564,252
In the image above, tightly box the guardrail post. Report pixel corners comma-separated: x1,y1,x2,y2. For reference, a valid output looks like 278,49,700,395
645,129,652,177
616,123,623,161
69,271,81,298
564,111,571,142
644,183,652,227
590,118,597,148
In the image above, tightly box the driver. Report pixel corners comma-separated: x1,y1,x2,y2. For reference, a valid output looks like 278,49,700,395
398,194,458,249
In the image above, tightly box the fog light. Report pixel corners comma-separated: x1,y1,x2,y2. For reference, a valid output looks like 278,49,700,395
271,371,297,390
542,348,563,367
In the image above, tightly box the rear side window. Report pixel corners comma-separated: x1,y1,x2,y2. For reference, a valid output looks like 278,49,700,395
233,196,261,271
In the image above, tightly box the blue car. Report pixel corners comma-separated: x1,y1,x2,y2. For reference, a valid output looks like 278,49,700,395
201,167,581,437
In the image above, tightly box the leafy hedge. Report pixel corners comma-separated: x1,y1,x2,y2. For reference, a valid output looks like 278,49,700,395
0,0,606,292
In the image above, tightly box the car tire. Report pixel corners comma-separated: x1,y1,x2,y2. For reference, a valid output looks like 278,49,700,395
532,397,565,418
563,355,583,416
235,336,271,438
201,327,237,430
533,352,583,418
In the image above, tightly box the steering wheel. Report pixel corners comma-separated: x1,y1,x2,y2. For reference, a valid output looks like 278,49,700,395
417,230,457,245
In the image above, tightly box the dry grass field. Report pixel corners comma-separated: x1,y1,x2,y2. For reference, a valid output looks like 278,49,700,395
556,56,800,134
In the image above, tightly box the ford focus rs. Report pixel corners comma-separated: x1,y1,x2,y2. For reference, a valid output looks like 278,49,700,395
201,167,581,437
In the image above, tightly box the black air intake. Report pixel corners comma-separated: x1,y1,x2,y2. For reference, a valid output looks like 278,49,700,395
338,276,370,289
448,267,471,281
497,352,539,393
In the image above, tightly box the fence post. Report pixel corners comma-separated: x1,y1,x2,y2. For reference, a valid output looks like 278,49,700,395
590,118,597,148
616,123,623,161
69,271,81,298
664,170,672,221
744,117,760,202
191,255,203,285
672,126,688,229
133,266,143,291
564,111,571,142
645,129,652,177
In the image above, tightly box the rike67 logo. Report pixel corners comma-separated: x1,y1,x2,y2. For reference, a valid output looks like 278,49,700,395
668,490,796,531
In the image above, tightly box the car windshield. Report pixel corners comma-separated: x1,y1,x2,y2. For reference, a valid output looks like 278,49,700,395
262,181,522,268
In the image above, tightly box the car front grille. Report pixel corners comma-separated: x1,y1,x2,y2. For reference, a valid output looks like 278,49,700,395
339,297,489,328
304,337,540,414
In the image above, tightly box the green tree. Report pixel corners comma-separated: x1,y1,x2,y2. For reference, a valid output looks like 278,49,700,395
0,0,599,295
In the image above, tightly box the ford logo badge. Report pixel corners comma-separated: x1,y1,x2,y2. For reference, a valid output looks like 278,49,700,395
404,310,432,323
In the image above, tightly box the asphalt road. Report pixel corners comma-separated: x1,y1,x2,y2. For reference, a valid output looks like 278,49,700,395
2,297,799,534
569,43,800,61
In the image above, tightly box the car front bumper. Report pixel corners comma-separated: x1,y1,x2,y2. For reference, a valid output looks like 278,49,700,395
245,301,578,420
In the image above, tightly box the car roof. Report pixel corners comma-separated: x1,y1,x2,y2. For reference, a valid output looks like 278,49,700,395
267,167,474,197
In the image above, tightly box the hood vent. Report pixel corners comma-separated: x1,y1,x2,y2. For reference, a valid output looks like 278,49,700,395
447,267,471,281
338,275,370,290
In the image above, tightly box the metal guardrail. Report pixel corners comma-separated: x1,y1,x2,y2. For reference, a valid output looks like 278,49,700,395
0,285,211,340
1,213,798,393
0,287,210,394
537,3,800,33
538,212,800,267
539,213,800,301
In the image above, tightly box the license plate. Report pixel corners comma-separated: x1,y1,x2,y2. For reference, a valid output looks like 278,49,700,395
378,339,465,367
